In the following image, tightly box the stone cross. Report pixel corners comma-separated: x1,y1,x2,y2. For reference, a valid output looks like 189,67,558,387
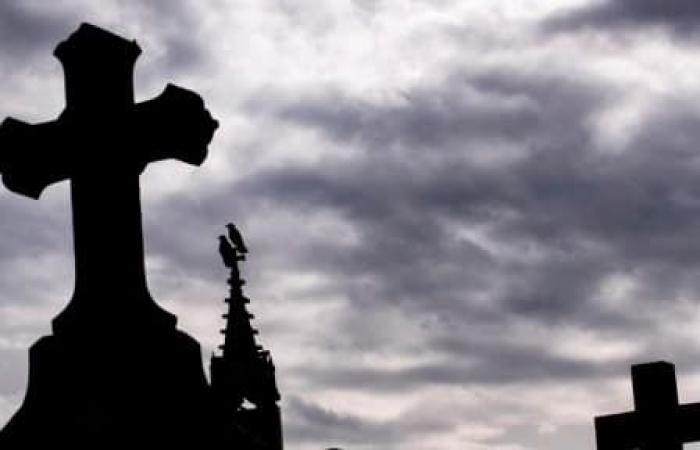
0,23,217,334
595,361,700,449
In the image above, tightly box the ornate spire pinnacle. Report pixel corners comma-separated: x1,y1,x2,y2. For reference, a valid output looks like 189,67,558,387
211,223,283,450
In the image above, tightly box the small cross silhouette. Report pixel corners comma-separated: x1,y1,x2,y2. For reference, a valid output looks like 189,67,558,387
595,361,700,449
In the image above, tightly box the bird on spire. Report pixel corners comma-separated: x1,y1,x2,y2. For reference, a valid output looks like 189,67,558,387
218,235,240,269
226,222,248,254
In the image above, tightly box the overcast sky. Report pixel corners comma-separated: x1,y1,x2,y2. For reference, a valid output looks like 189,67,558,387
4,0,700,449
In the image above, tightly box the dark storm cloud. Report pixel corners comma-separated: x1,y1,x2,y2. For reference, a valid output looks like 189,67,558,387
3,2,699,448
285,386,596,449
0,2,69,60
130,66,700,428
544,0,700,35
285,396,398,445
239,70,613,322
134,0,211,73
292,348,611,393
284,396,454,446
269,83,541,149
241,69,700,318
0,0,212,84
0,0,210,70
196,66,700,399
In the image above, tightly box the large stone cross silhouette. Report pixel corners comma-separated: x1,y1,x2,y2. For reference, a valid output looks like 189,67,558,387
595,361,700,449
0,24,217,334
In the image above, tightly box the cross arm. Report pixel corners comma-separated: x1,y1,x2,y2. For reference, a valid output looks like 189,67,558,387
0,117,70,199
595,412,639,449
678,402,700,442
133,84,218,170
0,84,217,199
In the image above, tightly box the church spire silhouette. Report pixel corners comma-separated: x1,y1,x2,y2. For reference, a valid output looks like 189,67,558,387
211,223,283,449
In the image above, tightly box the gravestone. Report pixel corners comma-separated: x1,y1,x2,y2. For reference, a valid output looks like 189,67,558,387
0,24,218,447
595,361,700,449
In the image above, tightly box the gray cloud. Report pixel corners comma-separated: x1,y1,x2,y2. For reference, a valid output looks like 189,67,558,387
0,349,27,396
293,350,610,393
132,0,212,73
544,0,700,35
238,71,610,321
5,2,700,449
66,58,700,448
210,66,700,416
0,2,69,60
0,188,72,307
239,67,700,325
285,395,455,447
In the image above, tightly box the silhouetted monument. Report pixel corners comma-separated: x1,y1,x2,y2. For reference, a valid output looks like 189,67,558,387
212,223,283,449
0,23,281,448
595,361,700,449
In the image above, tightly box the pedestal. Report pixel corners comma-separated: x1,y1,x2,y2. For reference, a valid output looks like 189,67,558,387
0,323,214,448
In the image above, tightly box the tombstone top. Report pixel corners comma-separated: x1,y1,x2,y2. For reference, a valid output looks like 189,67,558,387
0,23,218,334
0,23,217,199
55,23,141,113
55,23,141,61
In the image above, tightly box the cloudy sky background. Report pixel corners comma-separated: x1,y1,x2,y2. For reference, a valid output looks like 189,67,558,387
4,0,700,448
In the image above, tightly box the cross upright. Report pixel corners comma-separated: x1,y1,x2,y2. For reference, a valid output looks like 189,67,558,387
0,23,218,335
595,361,700,449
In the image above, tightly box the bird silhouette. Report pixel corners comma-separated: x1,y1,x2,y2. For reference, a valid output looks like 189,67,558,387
226,223,248,254
218,235,238,268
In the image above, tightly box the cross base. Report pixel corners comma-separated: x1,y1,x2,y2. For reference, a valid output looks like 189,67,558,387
51,290,177,336
0,326,213,447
